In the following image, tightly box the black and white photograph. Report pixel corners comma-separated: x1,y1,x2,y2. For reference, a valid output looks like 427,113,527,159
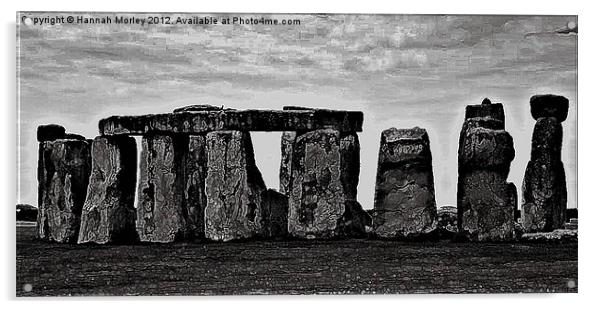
8,3,589,301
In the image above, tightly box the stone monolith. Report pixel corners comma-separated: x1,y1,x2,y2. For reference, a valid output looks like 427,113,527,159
522,94,569,232
78,136,138,244
457,99,516,241
37,139,91,243
372,127,437,238
136,135,188,243
287,129,368,239
204,130,267,241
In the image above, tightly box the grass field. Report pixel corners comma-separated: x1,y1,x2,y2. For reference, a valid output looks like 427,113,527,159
16,224,578,296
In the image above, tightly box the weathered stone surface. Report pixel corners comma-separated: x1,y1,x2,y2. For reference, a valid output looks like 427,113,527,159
173,104,233,113
183,135,208,239
530,94,569,122
205,131,267,241
78,136,138,244
137,135,188,243
372,127,437,238
99,109,363,135
279,131,297,195
339,132,360,200
288,129,367,239
465,100,505,125
459,127,515,172
37,124,65,142
459,171,516,241
261,189,289,238
522,117,567,232
457,101,516,241
37,139,91,243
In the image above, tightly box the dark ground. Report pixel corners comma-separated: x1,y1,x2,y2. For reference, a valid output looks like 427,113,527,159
16,224,578,296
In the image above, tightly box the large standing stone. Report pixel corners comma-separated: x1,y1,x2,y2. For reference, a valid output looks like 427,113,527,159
78,136,138,244
137,135,188,243
522,95,569,232
204,130,267,241
372,127,437,238
288,129,367,239
183,135,208,239
457,99,516,241
37,139,91,243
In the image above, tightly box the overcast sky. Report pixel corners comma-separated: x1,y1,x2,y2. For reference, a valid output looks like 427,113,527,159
17,13,577,210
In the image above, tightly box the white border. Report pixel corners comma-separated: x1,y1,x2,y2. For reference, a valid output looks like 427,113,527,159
3,0,598,307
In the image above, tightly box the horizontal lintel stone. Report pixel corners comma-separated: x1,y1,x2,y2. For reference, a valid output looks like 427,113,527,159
99,109,363,135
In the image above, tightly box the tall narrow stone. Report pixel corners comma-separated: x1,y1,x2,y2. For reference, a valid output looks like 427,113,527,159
204,130,267,241
279,131,297,195
288,129,368,239
78,136,137,244
457,99,516,241
372,127,437,238
184,135,208,239
522,95,569,232
136,135,188,243
37,138,91,243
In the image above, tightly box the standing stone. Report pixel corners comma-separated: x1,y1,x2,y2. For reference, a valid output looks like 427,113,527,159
457,99,516,241
372,127,437,238
279,131,297,195
204,130,267,241
183,135,208,239
288,129,368,239
37,139,91,243
78,136,138,244
137,135,188,243
522,95,569,232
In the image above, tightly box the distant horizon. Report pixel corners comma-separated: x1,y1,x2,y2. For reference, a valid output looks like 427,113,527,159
17,13,577,211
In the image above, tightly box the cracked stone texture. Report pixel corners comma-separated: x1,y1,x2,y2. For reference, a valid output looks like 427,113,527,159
78,136,138,244
136,135,188,243
457,119,516,241
183,135,208,239
37,139,91,243
37,124,66,142
522,117,567,232
261,189,289,238
530,94,569,122
460,170,517,241
288,129,366,239
205,130,267,241
459,127,515,172
372,127,437,238
279,131,297,195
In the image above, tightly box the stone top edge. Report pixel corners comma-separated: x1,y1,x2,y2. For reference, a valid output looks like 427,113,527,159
382,127,428,142
102,108,364,119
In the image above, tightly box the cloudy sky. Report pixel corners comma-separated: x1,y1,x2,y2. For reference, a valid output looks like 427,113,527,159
17,13,577,210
